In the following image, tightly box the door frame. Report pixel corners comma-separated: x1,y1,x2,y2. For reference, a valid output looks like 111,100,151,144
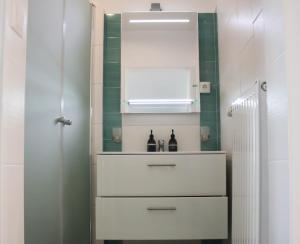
0,0,4,238
283,0,300,243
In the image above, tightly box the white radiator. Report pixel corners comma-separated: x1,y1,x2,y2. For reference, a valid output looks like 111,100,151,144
230,81,267,244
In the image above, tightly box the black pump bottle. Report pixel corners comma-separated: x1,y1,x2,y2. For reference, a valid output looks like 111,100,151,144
168,129,178,152
147,130,157,152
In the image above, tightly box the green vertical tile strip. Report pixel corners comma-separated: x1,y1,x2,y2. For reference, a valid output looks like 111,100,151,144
103,14,122,153
103,13,122,244
103,13,121,244
199,13,223,244
199,13,221,151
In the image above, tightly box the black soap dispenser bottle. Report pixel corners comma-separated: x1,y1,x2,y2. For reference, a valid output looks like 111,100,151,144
168,129,178,152
147,130,157,152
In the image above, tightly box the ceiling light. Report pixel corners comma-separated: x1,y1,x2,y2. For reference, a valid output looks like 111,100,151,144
129,19,190,24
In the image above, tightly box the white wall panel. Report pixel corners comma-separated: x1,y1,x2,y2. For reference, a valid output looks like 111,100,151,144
266,55,288,161
239,37,256,93
264,0,285,63
0,0,27,243
236,0,254,51
283,1,300,243
268,160,289,244
217,0,290,243
252,12,265,81
1,165,24,244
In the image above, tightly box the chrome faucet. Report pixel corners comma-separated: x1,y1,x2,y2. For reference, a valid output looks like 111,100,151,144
158,140,165,152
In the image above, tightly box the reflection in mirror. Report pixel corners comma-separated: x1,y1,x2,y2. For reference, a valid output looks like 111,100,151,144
121,12,200,114
123,68,199,113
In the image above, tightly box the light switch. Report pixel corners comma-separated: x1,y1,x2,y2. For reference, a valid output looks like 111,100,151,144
10,0,25,37
200,126,210,142
199,82,211,93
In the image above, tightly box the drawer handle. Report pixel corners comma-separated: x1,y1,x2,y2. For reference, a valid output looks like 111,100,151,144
147,164,176,167
147,207,177,211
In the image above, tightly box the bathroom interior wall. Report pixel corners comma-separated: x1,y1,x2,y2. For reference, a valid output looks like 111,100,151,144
217,0,289,243
90,0,218,159
0,0,28,243
90,2,221,244
102,13,220,153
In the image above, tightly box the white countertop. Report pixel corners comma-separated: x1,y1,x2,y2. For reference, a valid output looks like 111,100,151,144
97,151,226,155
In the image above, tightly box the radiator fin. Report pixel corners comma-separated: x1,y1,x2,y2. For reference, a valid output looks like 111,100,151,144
231,83,260,244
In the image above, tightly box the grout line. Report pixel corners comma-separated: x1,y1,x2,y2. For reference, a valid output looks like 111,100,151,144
252,9,264,25
0,163,24,167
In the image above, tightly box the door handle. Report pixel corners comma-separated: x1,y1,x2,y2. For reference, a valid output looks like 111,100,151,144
55,116,72,126
147,207,177,211
147,164,176,167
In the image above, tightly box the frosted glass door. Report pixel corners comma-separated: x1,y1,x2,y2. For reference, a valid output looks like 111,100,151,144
25,0,65,243
25,0,91,244
62,0,91,243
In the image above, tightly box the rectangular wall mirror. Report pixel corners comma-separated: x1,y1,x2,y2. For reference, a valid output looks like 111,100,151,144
121,12,200,113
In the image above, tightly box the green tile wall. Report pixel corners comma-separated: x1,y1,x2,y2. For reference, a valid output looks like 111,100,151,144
199,13,222,244
102,13,223,244
103,14,122,152
199,13,221,152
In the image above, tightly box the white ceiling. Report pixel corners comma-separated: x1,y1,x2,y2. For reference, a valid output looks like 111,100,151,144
99,0,217,13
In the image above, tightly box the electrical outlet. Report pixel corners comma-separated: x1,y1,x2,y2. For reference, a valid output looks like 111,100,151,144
199,82,211,93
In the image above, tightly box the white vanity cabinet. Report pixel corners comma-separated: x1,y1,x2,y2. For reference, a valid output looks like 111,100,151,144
96,152,228,240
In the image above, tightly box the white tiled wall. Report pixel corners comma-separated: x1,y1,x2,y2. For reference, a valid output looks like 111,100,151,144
217,0,290,243
122,114,200,152
91,2,104,159
90,2,104,244
0,0,28,244
217,0,265,155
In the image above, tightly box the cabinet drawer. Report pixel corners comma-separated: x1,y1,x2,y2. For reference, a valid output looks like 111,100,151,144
97,154,226,196
96,197,228,240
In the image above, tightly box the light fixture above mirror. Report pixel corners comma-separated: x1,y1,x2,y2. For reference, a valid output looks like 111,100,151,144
129,19,190,24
